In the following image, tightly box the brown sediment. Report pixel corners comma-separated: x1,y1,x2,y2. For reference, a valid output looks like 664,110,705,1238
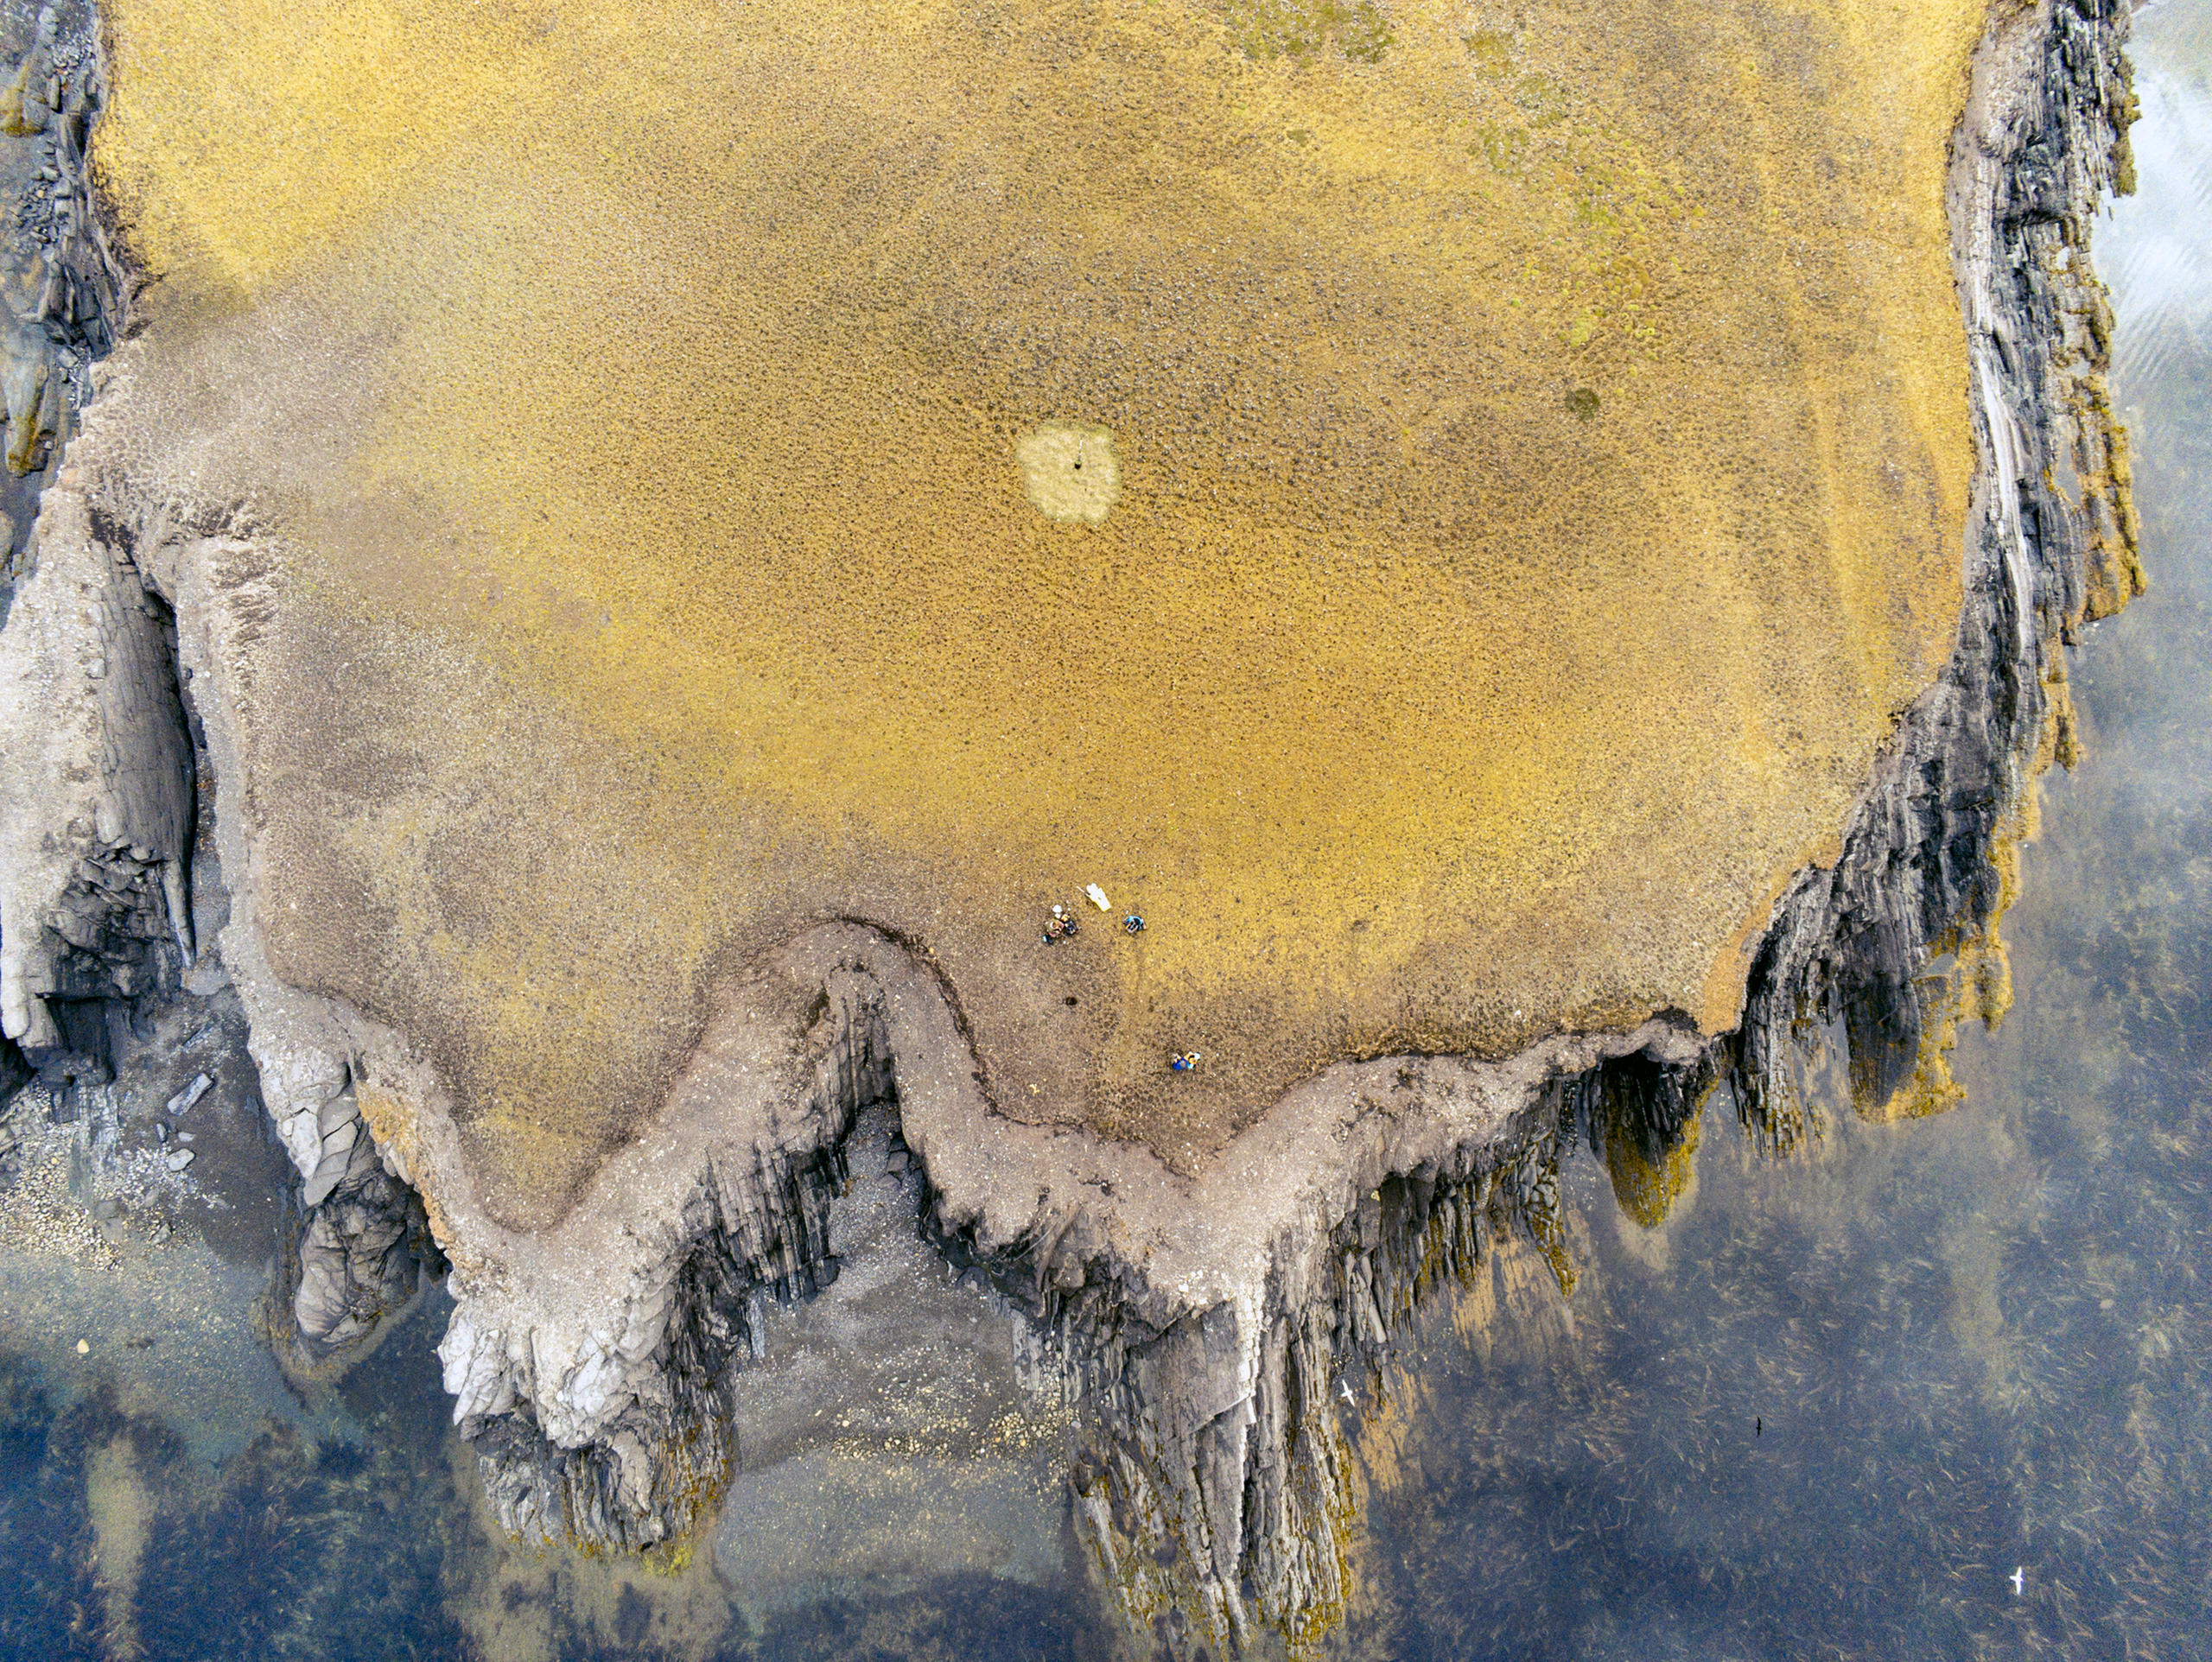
86,1433,150,1659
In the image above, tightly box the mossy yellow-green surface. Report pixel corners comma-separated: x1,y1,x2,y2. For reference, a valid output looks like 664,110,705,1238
94,0,1987,1225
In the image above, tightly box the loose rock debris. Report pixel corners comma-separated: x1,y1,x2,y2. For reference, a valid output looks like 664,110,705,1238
165,1072,212,1116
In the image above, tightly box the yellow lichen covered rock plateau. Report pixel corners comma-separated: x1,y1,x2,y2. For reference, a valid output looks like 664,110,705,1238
90,0,1988,1225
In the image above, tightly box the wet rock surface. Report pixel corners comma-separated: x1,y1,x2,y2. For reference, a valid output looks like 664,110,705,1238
712,1107,1076,1623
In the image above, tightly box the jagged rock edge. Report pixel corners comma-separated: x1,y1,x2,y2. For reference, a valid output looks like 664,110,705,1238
1731,0,2139,1151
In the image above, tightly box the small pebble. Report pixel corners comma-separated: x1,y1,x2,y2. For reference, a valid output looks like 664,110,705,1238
164,1149,194,1171
167,1073,213,1116
74,1339,88,1354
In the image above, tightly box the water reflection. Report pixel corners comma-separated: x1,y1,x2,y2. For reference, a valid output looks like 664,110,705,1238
1,4,2207,1658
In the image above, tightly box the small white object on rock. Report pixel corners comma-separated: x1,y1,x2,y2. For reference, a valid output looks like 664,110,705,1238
164,1149,194,1171
74,1339,88,1354
1085,884,1109,911
166,1073,213,1116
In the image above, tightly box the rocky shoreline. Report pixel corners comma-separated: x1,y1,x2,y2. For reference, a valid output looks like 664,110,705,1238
0,0,2139,1653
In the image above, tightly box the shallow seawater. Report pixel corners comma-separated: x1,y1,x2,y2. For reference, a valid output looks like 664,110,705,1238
0,5,2207,1659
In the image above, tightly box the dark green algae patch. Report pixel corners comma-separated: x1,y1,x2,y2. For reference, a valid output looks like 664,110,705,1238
1227,0,1395,63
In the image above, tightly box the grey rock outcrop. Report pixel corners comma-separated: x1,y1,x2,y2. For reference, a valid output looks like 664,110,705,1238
411,923,1674,1624
0,2,165,1083
289,1155,438,1353
0,481,193,1067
